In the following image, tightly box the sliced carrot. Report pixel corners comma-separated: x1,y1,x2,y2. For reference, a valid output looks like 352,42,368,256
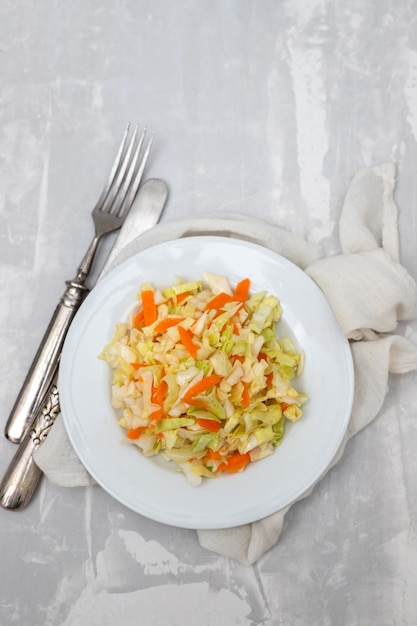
258,352,268,362
175,291,190,304
234,278,251,302
182,374,222,404
141,289,157,326
216,462,227,472
204,292,235,312
154,317,185,333
232,354,245,364
208,449,223,461
185,397,209,408
265,372,273,386
126,426,145,440
178,325,198,358
151,379,167,422
196,418,222,433
202,447,224,465
241,381,251,407
157,378,168,400
281,402,290,412
132,309,144,328
223,452,251,473
167,291,190,309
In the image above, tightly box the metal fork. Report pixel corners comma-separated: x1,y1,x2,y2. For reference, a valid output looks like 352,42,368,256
5,124,153,444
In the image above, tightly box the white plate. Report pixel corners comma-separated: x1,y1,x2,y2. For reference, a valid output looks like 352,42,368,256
59,236,354,529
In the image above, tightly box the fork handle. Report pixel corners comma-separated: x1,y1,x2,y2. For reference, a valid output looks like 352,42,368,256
4,276,89,444
0,383,60,510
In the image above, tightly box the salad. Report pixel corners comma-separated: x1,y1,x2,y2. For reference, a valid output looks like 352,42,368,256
99,272,307,486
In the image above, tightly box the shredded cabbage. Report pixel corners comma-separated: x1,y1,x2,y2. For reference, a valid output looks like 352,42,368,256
99,273,307,485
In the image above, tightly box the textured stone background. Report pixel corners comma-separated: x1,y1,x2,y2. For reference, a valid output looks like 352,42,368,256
1,1,417,624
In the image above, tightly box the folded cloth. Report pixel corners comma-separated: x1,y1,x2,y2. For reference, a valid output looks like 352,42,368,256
34,163,417,565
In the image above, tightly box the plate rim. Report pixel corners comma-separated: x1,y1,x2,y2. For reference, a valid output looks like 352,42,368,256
59,234,354,529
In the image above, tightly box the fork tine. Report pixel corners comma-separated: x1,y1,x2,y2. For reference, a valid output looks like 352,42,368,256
114,132,154,217
121,133,154,216
111,127,146,215
92,124,131,213
101,126,142,214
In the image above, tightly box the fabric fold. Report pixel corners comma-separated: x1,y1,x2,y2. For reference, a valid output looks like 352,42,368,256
34,414,94,487
198,508,290,566
339,162,399,259
306,249,417,339
102,215,321,275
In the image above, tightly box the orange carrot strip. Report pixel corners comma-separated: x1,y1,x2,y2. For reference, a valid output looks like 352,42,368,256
154,317,185,333
178,325,198,358
167,291,190,309
232,354,245,364
182,374,222,404
185,398,209,409
223,452,251,473
141,289,157,326
132,310,144,328
204,292,235,312
175,291,190,304
151,379,167,422
281,402,290,412
202,448,223,464
216,462,227,473
158,378,168,400
126,426,145,440
196,418,222,433
241,381,251,407
234,278,251,302
266,372,273,386
208,449,222,461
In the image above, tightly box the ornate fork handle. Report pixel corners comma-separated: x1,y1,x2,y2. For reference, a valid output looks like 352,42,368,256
0,382,61,510
5,273,89,444
29,383,60,444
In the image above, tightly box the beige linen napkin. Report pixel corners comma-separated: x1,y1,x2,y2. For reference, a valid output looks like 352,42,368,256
34,163,417,565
